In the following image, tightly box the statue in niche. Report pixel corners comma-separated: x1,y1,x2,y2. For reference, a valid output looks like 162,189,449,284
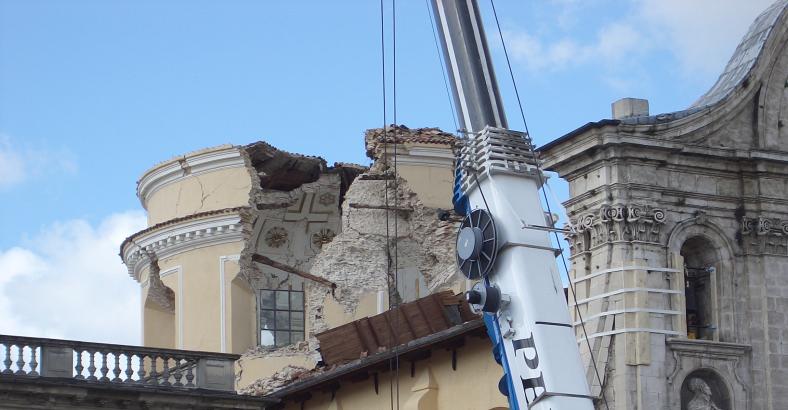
686,378,721,410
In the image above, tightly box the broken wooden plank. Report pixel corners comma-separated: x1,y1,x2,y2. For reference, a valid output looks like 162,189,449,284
251,253,336,289
348,203,414,212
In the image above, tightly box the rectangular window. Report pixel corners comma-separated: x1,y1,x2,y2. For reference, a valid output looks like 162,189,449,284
260,286,305,347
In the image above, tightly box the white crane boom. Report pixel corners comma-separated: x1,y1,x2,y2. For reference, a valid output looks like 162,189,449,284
430,1,595,408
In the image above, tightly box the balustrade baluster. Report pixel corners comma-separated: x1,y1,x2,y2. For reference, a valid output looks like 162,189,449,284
99,351,110,381
172,357,184,387
87,350,97,381
0,337,235,391
184,358,195,388
2,344,12,374
149,355,158,385
111,353,121,382
160,356,171,387
14,345,26,375
137,355,147,383
28,346,38,376
74,349,85,379
124,354,133,383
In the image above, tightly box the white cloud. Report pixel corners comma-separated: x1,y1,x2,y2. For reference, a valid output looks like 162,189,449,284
505,21,643,71
636,0,777,76
0,134,78,190
0,211,146,345
504,0,776,77
0,137,26,189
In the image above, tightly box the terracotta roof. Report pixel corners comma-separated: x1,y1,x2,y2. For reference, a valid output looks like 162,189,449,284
364,125,459,159
315,291,477,366
119,206,249,256
266,319,485,401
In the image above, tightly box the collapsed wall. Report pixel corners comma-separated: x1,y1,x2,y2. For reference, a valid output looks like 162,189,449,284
235,125,467,392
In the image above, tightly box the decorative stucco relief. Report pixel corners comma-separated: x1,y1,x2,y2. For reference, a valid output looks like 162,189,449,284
311,228,335,248
566,204,667,251
264,227,288,248
318,193,336,206
739,216,788,255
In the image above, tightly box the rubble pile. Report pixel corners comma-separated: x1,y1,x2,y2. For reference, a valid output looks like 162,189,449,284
238,365,317,396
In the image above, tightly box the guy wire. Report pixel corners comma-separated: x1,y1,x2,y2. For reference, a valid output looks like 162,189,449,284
391,0,401,408
378,1,395,409
488,1,610,408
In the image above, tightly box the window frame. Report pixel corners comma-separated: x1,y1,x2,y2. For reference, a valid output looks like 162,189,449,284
259,285,305,347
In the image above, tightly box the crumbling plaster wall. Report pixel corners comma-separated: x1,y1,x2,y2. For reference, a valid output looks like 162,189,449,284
233,132,466,391
307,160,463,336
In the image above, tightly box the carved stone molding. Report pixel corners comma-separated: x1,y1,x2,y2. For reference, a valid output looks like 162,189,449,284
122,211,245,282
136,145,245,208
567,204,667,251
739,216,788,255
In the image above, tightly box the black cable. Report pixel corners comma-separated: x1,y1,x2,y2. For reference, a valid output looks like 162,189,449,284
379,2,395,410
488,1,610,408
391,1,401,408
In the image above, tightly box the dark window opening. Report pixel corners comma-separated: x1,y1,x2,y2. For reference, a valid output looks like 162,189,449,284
680,236,717,340
684,265,714,340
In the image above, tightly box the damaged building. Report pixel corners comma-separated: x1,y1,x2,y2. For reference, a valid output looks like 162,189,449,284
119,126,510,408
114,2,788,409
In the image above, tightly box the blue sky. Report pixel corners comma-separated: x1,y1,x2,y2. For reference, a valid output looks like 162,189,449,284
0,0,777,344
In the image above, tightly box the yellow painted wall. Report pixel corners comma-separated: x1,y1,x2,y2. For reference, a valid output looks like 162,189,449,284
396,164,454,210
155,241,245,352
141,286,175,349
228,263,256,354
145,166,252,225
282,336,509,410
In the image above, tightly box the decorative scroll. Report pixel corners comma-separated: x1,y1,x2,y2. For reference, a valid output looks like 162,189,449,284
566,204,667,252
739,216,788,255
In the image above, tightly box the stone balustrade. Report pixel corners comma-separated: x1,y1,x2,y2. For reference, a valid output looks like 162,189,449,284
0,334,238,391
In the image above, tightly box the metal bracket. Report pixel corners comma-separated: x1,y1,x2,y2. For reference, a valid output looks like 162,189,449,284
528,391,597,409
500,241,562,257
521,224,573,234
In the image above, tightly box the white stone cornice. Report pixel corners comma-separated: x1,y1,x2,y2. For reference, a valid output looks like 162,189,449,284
122,212,244,282
136,145,246,209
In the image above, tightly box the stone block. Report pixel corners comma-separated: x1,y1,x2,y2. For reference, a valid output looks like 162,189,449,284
41,346,72,378
611,98,649,119
197,357,236,391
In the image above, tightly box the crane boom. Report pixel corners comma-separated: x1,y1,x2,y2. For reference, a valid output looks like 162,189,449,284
430,1,595,409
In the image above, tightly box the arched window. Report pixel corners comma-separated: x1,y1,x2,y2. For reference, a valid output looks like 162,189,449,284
680,236,718,340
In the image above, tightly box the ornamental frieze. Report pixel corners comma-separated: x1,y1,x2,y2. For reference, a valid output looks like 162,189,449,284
739,216,788,255
566,204,667,251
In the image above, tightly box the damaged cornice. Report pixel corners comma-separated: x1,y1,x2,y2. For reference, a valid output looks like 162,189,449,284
121,207,247,282
364,125,459,160
137,145,246,209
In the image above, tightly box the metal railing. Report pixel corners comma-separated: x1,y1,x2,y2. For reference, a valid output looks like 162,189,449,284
0,334,238,391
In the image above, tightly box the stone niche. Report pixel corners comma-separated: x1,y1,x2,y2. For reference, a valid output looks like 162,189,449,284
666,338,751,410
680,369,731,410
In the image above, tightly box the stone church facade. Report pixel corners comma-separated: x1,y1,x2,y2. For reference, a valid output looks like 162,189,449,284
539,1,788,408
